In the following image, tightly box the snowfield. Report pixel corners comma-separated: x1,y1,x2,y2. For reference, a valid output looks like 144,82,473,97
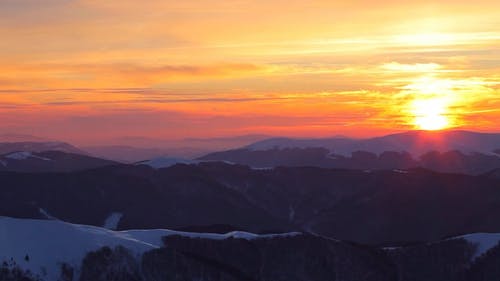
0,217,156,281
0,216,301,281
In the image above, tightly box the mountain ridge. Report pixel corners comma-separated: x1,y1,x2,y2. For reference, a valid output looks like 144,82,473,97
245,130,500,156
1,162,499,245
200,130,500,175
3,216,500,281
0,150,119,173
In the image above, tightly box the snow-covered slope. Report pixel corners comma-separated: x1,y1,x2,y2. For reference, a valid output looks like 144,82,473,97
0,217,156,281
0,216,301,281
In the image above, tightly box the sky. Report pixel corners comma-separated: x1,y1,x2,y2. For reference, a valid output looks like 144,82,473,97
1,0,499,144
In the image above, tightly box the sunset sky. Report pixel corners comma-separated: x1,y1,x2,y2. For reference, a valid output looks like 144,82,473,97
1,0,500,144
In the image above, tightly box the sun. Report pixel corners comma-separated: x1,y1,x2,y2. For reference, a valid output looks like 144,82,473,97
411,98,450,131
415,114,449,131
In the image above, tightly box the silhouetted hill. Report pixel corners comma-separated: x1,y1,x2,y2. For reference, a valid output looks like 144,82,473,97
245,131,500,156
0,150,119,173
200,147,500,175
83,145,172,163
84,134,273,161
0,141,86,155
1,163,500,244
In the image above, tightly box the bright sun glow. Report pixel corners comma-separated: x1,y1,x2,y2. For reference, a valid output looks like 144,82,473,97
411,98,450,131
403,76,463,131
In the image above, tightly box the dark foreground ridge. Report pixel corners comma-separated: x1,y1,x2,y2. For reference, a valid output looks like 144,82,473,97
3,223,500,281
1,162,500,245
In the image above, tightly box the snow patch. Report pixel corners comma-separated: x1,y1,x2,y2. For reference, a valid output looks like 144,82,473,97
393,169,409,174
327,154,342,160
4,151,51,161
5,151,33,160
103,212,123,230
217,160,236,165
251,166,273,170
38,208,58,220
382,246,401,251
458,233,500,259
135,157,196,169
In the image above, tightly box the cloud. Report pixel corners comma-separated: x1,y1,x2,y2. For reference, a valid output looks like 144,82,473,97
1,0,500,139
0,63,270,90
381,62,442,72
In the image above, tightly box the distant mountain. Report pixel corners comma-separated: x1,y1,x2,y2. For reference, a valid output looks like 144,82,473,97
114,134,271,148
200,147,500,175
0,150,118,172
82,145,174,163
135,157,197,169
3,216,500,281
83,134,273,161
246,130,500,156
182,134,272,144
1,162,500,245
0,141,86,155
200,131,500,175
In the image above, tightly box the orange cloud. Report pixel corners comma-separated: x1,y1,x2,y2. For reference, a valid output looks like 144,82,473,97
0,0,499,142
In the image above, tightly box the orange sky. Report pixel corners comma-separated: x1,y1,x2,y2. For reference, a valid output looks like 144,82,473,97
1,0,499,144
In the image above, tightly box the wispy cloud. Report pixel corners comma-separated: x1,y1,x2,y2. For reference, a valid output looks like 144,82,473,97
1,0,500,141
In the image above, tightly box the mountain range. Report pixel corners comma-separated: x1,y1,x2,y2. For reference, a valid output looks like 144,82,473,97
2,131,499,169
2,216,500,281
200,130,500,175
1,162,500,245
245,130,500,156
0,150,118,173
1,130,500,280
0,141,85,156
82,134,272,162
